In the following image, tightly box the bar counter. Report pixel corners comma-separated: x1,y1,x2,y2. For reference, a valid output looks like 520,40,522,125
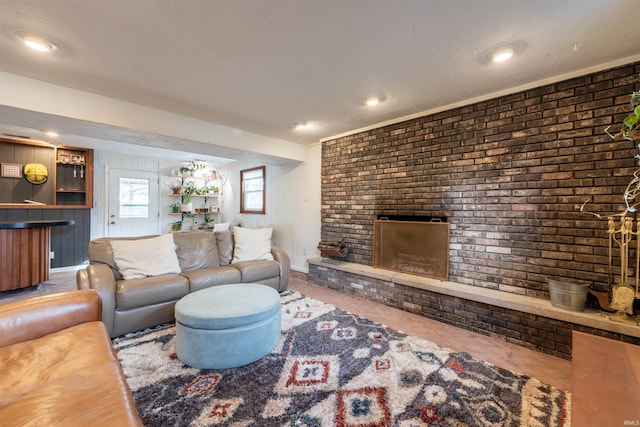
0,220,75,291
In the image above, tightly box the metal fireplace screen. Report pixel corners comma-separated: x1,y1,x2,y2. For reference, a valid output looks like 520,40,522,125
373,220,450,280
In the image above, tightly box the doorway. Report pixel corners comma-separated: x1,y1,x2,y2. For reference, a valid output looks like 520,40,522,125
106,167,160,237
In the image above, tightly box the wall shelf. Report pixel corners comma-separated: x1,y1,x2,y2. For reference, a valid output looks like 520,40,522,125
54,146,93,207
166,171,223,231
0,139,93,209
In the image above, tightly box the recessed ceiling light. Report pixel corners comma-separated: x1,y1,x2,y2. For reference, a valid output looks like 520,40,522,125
15,32,58,52
363,95,386,107
294,122,308,131
489,47,514,63
45,130,58,137
366,97,380,107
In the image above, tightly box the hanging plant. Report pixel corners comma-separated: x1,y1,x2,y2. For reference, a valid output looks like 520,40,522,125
607,92,640,215
187,161,207,177
605,91,640,142
581,92,640,217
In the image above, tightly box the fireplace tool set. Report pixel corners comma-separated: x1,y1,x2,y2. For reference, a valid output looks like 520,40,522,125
605,216,640,324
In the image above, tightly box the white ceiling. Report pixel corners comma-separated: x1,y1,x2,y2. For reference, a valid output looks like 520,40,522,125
0,0,639,163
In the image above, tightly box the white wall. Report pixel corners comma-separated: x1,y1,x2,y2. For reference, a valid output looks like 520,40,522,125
221,143,321,272
90,143,322,272
293,143,322,271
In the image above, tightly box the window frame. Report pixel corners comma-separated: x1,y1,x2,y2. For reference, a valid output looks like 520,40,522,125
240,166,266,214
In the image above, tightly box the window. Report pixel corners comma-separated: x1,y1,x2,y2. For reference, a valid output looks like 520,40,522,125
240,166,265,214
119,177,149,218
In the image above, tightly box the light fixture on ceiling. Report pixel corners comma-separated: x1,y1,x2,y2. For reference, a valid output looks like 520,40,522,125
363,94,386,107
294,122,308,131
366,97,380,107
15,32,58,52
489,47,514,63
45,130,59,138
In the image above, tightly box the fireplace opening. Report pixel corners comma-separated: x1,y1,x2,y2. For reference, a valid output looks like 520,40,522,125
373,216,450,280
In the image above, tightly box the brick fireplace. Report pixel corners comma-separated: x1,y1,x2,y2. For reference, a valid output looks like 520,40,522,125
309,61,640,358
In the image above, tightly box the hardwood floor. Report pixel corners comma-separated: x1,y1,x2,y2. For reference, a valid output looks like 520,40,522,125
0,269,571,391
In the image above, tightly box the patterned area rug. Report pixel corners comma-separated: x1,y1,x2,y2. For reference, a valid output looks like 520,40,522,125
113,290,571,426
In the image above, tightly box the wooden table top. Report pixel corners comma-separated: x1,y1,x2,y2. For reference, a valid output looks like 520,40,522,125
0,219,74,229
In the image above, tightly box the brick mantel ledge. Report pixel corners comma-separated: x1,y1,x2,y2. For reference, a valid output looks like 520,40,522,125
308,257,640,339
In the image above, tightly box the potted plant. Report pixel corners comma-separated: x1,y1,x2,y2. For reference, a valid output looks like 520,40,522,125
180,181,198,212
208,166,219,179
170,220,183,232
201,184,219,195
170,202,180,213
167,181,182,195
185,213,199,230
199,212,215,230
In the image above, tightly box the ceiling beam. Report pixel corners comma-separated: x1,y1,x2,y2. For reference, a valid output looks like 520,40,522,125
0,72,306,165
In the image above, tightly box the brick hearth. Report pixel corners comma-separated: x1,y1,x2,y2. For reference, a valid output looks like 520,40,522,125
309,258,640,359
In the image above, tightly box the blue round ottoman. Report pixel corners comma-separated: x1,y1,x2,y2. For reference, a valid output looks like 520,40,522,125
175,283,281,369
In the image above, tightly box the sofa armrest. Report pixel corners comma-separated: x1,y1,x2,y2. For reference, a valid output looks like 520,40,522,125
77,264,118,337
271,247,291,291
0,290,101,347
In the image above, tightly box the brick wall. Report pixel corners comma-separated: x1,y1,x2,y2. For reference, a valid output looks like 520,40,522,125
320,62,640,297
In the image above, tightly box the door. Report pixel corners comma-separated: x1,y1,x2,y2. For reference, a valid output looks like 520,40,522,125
107,167,160,237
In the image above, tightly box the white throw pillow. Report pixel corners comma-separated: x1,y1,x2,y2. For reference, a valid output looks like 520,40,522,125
110,233,182,280
213,222,230,232
232,226,274,263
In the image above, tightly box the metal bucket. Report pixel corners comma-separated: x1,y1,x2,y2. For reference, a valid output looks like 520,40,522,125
547,278,590,311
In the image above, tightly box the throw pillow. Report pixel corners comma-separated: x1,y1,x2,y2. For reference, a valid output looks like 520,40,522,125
213,222,230,232
110,233,182,280
231,226,274,263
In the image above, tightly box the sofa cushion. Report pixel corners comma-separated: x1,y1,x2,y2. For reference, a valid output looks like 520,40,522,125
216,231,234,265
111,234,182,280
232,260,280,283
181,266,242,292
116,274,189,310
173,231,220,271
232,226,274,263
0,321,142,426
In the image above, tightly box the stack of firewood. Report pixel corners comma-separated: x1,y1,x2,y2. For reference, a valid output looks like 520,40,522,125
317,238,349,258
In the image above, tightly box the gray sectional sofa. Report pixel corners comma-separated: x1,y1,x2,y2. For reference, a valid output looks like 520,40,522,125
76,230,290,337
